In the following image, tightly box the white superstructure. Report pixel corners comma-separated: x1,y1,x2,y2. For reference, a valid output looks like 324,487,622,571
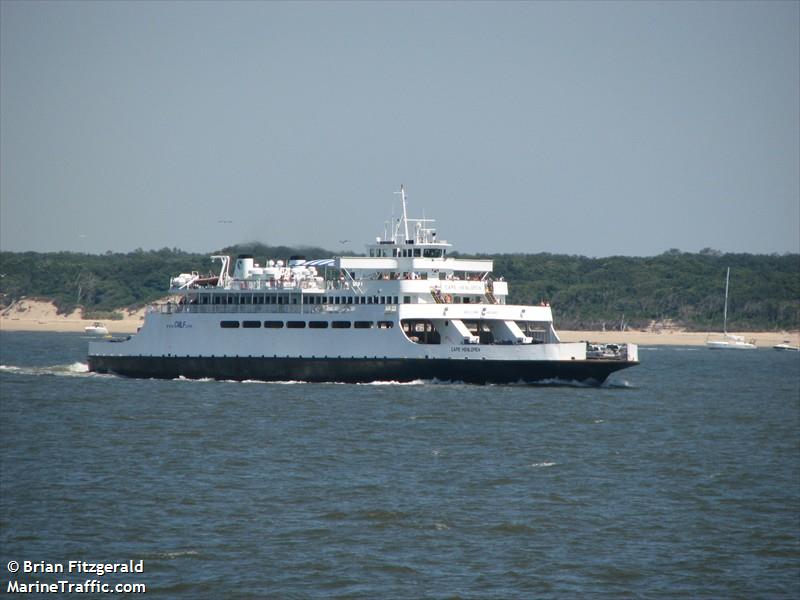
89,186,638,384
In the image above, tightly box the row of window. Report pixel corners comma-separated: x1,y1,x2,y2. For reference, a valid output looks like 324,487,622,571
303,295,401,305
191,294,407,306
220,320,395,330
369,247,445,258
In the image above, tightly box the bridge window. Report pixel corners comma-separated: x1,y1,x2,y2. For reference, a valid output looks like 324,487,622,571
242,320,261,328
286,321,306,328
309,321,328,329
220,321,240,328
264,321,283,328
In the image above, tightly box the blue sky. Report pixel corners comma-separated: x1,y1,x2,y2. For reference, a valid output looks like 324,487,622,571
1,1,798,256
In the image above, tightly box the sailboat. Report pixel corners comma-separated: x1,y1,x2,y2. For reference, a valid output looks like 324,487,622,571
706,268,756,350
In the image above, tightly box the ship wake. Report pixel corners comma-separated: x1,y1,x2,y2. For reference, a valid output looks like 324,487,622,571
0,362,97,378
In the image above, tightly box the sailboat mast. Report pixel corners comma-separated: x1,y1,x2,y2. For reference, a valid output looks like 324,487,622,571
723,267,730,335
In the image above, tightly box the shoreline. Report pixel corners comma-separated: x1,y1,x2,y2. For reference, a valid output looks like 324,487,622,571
1,300,797,348
557,330,799,348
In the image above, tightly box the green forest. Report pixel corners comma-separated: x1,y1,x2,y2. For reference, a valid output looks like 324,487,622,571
1,245,798,331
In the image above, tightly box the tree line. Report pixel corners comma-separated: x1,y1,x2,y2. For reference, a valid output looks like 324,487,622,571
1,245,797,331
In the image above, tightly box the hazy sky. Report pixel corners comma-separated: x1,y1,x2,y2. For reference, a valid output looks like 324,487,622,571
1,1,798,257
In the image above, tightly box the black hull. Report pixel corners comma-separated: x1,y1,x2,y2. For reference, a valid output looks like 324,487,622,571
88,355,637,385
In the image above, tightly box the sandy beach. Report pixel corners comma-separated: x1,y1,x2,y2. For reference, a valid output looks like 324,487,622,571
556,329,799,349
1,299,798,348
1,299,145,334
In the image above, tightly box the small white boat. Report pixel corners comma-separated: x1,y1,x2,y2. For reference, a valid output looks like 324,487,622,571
84,322,109,335
773,341,800,352
706,268,756,350
706,334,757,350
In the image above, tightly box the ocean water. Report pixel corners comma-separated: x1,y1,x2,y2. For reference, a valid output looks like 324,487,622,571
1,332,798,599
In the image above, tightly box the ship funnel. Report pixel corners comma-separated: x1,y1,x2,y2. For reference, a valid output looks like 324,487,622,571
233,254,254,279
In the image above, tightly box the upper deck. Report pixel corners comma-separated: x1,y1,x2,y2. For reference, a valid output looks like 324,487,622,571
348,184,492,274
168,186,507,305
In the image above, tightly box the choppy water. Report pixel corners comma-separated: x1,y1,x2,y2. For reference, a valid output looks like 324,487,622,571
1,332,798,598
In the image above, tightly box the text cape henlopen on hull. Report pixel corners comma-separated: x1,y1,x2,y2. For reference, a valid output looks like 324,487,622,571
88,186,639,385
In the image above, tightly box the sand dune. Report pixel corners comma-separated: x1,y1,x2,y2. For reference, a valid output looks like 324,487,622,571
1,299,144,333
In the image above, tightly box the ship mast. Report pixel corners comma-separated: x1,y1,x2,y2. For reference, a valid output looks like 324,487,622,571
400,185,410,243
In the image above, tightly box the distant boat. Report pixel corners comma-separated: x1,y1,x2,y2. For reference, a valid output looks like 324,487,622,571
706,268,756,350
84,322,109,335
773,341,800,352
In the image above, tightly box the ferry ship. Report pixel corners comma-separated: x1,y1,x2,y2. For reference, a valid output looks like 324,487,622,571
88,187,639,384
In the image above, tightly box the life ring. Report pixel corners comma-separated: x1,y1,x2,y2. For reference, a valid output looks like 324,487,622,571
444,294,453,303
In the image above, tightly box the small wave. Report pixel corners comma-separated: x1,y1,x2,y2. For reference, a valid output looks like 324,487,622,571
489,522,537,534
530,462,557,468
237,379,426,385
210,378,305,384
372,563,420,575
364,509,413,520
528,378,597,388
172,376,217,383
150,550,200,560
603,379,634,389
356,379,427,386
